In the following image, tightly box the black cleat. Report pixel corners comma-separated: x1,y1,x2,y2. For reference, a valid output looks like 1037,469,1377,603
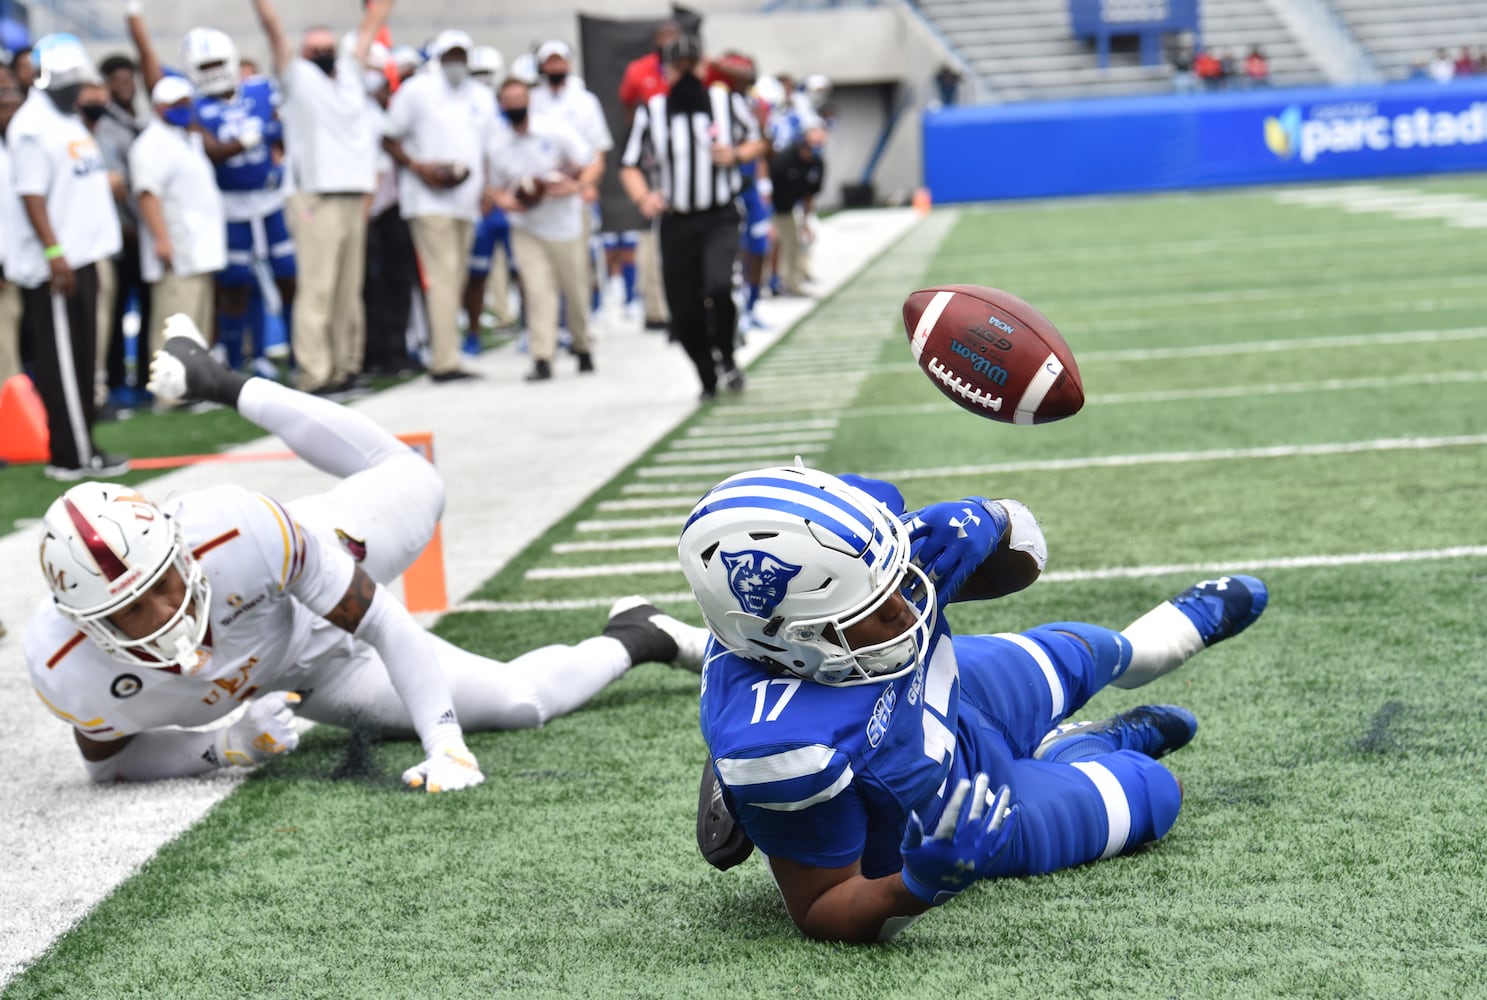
146,314,250,407
697,758,754,871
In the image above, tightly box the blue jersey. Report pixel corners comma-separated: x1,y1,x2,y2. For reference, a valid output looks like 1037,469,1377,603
700,612,961,878
196,77,284,194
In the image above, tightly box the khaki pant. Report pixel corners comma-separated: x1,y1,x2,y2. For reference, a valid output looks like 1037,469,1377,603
636,224,667,322
510,226,591,364
0,281,20,386
774,210,806,294
408,214,474,376
151,270,217,357
292,192,368,392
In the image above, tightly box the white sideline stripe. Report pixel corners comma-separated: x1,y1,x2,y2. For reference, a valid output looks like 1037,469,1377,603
527,560,681,579
596,497,701,512
637,461,772,478
576,515,689,532
1064,273,1487,312
1071,761,1133,859
688,418,837,436
1077,298,1487,335
551,536,677,554
748,370,876,384
994,632,1065,720
667,430,835,450
843,370,1487,418
443,544,1487,616
620,481,715,495
654,443,826,463
876,434,1487,482
716,744,836,786
1075,327,1487,363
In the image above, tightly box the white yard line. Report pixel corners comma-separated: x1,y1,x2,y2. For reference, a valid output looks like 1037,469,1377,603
456,544,1487,615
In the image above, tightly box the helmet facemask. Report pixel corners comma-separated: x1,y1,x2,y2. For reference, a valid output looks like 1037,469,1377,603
78,523,214,672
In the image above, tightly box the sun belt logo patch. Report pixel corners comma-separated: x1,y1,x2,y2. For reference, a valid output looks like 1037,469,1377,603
720,549,802,617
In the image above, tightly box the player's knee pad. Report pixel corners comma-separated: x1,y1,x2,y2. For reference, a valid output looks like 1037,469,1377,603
1035,622,1131,690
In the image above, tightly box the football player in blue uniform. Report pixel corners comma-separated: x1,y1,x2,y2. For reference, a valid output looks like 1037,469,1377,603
679,465,1268,942
183,28,295,375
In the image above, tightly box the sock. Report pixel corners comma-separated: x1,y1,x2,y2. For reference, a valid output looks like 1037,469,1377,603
746,283,760,313
218,313,247,370
1111,602,1205,689
237,378,407,478
621,262,636,303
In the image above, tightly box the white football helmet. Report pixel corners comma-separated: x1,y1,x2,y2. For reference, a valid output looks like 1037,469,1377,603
803,73,833,109
39,483,211,671
678,465,935,687
181,27,239,97
469,46,504,88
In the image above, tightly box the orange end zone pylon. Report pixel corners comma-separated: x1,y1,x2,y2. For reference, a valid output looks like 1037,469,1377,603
0,374,51,464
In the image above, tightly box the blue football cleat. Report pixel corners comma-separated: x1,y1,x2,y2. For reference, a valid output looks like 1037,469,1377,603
1034,705,1198,763
1170,575,1268,647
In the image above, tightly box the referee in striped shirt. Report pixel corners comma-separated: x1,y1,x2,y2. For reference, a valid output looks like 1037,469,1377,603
620,34,767,400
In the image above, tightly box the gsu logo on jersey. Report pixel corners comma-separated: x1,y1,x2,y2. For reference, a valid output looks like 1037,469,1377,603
720,549,801,617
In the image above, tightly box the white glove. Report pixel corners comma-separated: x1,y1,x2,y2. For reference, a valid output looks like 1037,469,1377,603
218,691,301,767
402,737,484,793
236,117,264,151
125,0,143,17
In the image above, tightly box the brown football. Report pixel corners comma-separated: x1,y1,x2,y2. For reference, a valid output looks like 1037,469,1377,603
903,284,1083,424
515,175,547,208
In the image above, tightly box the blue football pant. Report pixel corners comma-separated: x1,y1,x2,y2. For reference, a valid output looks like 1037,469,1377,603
952,624,1184,878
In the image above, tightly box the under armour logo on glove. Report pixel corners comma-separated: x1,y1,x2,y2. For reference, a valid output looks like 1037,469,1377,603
947,507,981,538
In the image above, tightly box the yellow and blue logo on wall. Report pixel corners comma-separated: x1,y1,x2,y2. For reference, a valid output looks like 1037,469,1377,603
1263,105,1303,159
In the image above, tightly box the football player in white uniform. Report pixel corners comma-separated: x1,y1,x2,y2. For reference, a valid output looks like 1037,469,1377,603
24,314,707,791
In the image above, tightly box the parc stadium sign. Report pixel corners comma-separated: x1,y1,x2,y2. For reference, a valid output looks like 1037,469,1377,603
923,78,1487,202
1267,101,1487,164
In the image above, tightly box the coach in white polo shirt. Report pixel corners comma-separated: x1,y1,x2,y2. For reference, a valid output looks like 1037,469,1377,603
529,41,613,203
129,76,226,358
383,30,495,382
6,34,125,479
251,0,390,395
485,78,599,382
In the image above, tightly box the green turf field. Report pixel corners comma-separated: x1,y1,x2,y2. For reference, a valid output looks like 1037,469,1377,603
9,180,1487,999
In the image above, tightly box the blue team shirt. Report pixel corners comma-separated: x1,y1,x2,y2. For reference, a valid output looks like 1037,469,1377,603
701,613,964,877
195,77,284,193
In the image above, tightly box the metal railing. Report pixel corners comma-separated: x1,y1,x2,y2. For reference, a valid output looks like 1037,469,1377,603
1265,0,1380,83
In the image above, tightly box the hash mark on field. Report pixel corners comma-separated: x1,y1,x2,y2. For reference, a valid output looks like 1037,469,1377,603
1074,327,1487,363
653,443,825,463
688,418,837,436
479,545,1487,608
551,536,677,554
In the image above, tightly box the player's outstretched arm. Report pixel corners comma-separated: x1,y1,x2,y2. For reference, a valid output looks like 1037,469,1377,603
902,497,1008,601
944,498,1047,603
768,854,931,944
74,692,301,782
247,0,291,79
318,566,483,794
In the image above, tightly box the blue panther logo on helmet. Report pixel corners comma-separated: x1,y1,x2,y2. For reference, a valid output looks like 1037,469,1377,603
720,549,802,617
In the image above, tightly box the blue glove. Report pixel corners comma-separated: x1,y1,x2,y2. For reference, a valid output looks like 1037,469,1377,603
900,775,1018,905
838,474,906,517
903,498,1008,602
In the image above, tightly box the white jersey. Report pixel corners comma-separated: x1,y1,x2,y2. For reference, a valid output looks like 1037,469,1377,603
528,82,613,155
485,115,593,242
3,89,123,287
130,122,228,282
281,56,377,195
384,70,496,221
25,484,357,742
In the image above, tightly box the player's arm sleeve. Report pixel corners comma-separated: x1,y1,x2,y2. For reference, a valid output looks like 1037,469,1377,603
837,474,906,517
716,743,867,867
258,494,464,755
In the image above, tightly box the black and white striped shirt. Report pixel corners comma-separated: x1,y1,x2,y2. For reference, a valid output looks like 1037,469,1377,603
621,83,761,214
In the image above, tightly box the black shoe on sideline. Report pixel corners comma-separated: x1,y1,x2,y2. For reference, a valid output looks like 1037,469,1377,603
524,360,553,382
576,353,595,374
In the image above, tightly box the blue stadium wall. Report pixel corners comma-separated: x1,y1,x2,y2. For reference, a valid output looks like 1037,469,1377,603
924,80,1487,202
